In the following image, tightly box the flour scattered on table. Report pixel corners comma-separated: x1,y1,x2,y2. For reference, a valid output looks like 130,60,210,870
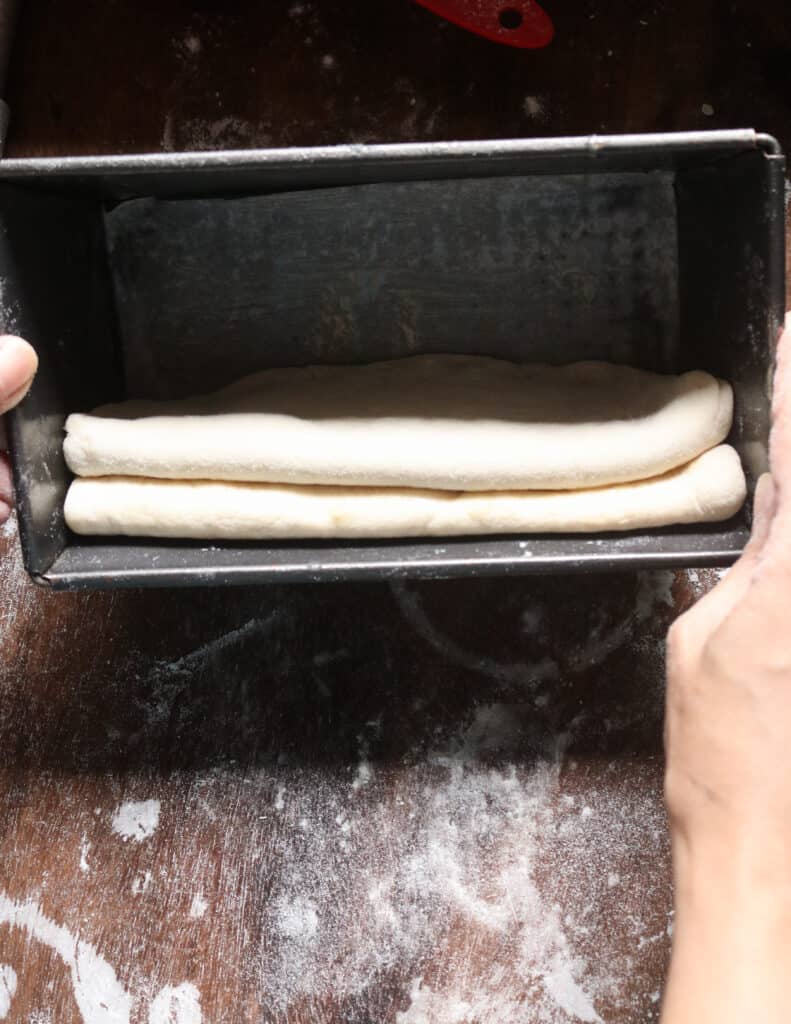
161,115,272,152
351,760,372,790
27,1011,54,1024
683,567,727,599
0,893,132,1023
79,833,91,874
1,565,672,1021
434,701,525,763
182,31,201,55
275,895,320,943
396,978,492,1023
249,742,665,1022
0,891,208,1022
132,870,153,896
523,95,548,121
0,964,17,1020
391,580,559,687
0,276,19,334
0,513,37,700
543,955,602,1023
635,571,675,617
189,893,208,919
148,982,202,1024
111,799,161,842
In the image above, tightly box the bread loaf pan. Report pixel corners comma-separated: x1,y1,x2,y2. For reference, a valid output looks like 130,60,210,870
1,130,785,589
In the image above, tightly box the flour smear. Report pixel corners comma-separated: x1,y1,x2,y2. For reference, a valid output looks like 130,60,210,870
0,964,17,1020
254,741,665,1022
0,893,203,1023
188,893,208,920
0,893,131,1023
148,983,202,1024
111,799,161,842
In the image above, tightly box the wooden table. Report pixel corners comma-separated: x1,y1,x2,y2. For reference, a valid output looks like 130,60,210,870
1,3,789,1021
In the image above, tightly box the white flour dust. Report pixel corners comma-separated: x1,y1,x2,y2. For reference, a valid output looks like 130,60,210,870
683,567,727,599
131,871,153,896
390,580,560,687
433,701,525,763
159,615,278,677
0,513,35,649
567,570,675,673
0,892,204,1023
0,964,17,1020
0,893,132,1023
396,977,517,1024
111,799,161,842
635,571,675,617
392,571,674,690
148,982,202,1024
161,114,272,152
253,743,648,1022
351,760,372,790
274,895,319,943
0,276,19,334
182,32,201,56
543,956,602,1022
79,834,91,874
188,893,208,919
523,95,548,122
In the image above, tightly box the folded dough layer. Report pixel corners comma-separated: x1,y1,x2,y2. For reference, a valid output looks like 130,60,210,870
64,356,733,492
64,445,746,540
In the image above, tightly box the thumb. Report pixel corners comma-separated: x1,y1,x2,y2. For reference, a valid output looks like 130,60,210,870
0,336,38,415
674,472,777,645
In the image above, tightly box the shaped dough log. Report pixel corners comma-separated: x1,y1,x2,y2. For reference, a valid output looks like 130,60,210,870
64,444,746,540
64,356,733,492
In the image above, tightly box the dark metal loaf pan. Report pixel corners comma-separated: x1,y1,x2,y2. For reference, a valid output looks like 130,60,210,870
1,131,786,589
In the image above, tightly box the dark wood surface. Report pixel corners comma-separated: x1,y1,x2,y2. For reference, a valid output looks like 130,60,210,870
1,2,790,1022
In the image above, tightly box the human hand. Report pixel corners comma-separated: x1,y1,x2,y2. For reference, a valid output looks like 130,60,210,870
662,315,791,1023
0,335,38,525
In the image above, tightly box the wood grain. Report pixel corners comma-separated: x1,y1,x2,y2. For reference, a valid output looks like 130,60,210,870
1,1,790,1021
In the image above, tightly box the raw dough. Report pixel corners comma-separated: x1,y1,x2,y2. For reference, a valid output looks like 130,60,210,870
64,356,733,492
64,445,746,540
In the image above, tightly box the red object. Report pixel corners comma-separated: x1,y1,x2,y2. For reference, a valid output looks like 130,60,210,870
414,0,554,49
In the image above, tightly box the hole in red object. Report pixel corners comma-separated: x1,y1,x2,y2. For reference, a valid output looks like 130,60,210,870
499,7,523,29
